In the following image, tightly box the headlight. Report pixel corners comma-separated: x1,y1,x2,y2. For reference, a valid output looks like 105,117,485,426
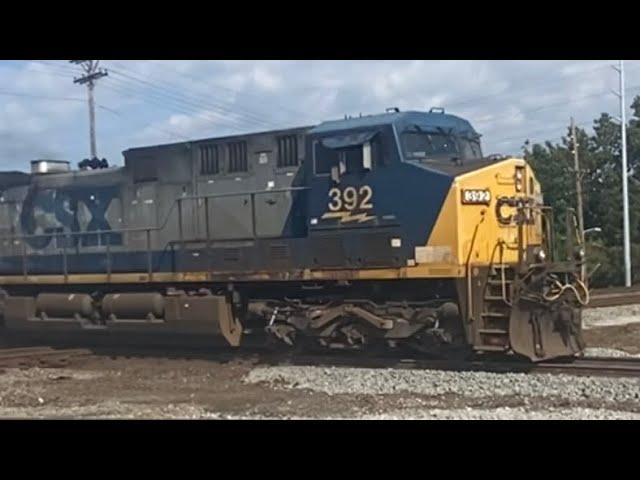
537,249,546,262
515,167,525,192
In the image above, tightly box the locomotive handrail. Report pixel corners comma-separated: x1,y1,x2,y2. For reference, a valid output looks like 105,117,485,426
0,185,310,280
180,186,309,202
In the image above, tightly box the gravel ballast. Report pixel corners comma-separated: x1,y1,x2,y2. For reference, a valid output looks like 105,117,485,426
245,366,640,405
583,347,640,358
358,407,640,420
583,305,640,329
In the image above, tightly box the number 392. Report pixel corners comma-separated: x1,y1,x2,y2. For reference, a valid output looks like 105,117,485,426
328,186,373,212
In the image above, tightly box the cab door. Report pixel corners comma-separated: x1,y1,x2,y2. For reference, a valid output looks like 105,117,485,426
306,129,402,268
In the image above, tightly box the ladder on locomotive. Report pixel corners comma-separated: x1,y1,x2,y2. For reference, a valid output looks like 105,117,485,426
475,263,514,353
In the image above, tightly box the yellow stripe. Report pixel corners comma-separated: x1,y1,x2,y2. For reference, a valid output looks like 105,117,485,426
0,264,468,285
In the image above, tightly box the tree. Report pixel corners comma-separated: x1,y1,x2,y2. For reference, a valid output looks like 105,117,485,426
525,95,640,286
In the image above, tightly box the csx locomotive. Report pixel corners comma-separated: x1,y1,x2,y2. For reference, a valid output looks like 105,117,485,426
0,108,588,361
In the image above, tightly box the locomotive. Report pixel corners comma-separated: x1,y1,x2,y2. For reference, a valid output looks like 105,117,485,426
0,108,588,361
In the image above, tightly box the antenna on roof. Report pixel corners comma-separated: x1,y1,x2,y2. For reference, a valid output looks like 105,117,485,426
386,107,400,113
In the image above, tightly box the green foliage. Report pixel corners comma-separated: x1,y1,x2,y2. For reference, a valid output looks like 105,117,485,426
525,95,640,287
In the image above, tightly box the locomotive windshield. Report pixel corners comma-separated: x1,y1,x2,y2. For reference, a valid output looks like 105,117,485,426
401,129,482,164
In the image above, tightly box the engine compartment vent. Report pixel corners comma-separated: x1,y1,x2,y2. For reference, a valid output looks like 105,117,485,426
269,244,290,260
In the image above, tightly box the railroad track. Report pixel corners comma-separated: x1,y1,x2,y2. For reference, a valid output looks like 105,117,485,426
77,344,640,378
1,341,639,377
589,286,640,308
269,352,640,378
534,356,640,377
0,346,92,369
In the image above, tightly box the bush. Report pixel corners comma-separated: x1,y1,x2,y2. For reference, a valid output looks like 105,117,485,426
586,242,640,287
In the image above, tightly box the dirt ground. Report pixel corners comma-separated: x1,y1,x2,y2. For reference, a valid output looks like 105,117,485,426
0,321,638,419
0,353,636,420
0,355,435,419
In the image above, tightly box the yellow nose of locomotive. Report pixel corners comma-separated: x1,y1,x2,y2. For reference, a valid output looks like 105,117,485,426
424,157,544,270
420,157,585,361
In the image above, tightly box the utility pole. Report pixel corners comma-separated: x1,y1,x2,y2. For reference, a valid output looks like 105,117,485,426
570,117,585,242
70,60,108,160
571,117,586,282
613,60,632,287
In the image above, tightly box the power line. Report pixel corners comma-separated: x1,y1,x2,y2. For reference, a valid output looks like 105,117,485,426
490,119,594,147
99,107,191,142
110,60,301,126
0,87,188,145
446,61,640,110
104,71,276,133
28,60,272,133
100,77,264,134
104,64,279,130
0,90,85,103
473,84,640,127
15,60,640,162
145,60,310,120
31,60,305,135
32,60,79,74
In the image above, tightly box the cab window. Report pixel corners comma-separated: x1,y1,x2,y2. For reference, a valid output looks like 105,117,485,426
401,130,483,163
314,132,382,175
459,139,483,159
401,132,458,160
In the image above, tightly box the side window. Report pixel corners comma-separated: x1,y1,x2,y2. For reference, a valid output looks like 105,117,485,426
200,145,220,175
228,141,248,173
314,134,382,176
277,135,299,168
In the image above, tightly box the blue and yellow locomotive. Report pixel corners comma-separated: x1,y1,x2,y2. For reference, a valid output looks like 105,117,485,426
0,108,587,360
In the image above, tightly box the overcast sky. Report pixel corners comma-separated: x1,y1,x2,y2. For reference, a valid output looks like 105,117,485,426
1,60,639,172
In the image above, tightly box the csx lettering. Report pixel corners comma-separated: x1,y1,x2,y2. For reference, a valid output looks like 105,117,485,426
328,186,374,212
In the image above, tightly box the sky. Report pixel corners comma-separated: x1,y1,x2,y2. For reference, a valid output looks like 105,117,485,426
1,59,640,172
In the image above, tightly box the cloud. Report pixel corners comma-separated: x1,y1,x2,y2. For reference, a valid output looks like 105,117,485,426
251,66,283,91
1,59,640,171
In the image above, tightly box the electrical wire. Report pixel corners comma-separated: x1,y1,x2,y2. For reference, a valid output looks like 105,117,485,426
27,60,277,133
144,60,310,120
100,78,260,135
474,84,640,127
104,63,279,130
109,60,300,126
103,71,276,133
446,61,640,110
